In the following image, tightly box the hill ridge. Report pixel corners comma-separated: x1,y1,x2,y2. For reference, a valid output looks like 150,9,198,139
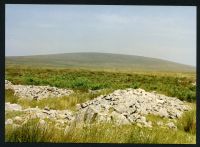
6,52,195,72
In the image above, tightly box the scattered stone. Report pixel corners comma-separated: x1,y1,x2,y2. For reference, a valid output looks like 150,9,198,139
110,111,130,125
14,116,23,123
5,82,190,129
157,121,164,126
192,82,196,86
5,119,13,125
5,80,73,100
5,80,13,90
39,119,46,126
5,102,22,111
166,122,177,130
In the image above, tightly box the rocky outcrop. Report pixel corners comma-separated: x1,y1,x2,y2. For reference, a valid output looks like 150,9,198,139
5,82,190,129
5,103,75,130
5,102,22,111
5,80,73,100
74,88,190,127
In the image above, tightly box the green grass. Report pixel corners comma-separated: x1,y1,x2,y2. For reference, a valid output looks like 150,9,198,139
5,89,20,104
6,66,196,102
5,118,196,143
5,111,24,120
177,104,196,135
5,118,55,142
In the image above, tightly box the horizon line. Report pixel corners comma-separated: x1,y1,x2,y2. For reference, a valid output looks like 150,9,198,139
5,51,196,67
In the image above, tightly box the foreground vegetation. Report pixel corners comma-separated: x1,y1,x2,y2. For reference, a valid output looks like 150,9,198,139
5,105,196,144
6,66,196,102
5,66,196,143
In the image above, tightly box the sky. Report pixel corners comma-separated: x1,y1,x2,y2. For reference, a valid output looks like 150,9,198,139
6,5,196,66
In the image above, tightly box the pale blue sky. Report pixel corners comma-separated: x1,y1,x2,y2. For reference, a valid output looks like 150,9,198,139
6,5,196,66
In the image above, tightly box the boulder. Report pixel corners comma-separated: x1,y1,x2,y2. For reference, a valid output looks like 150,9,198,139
5,103,22,111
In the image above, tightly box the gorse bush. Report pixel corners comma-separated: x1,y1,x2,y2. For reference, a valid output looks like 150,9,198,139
71,77,91,90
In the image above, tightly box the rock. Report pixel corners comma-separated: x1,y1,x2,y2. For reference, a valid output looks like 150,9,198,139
74,88,190,126
136,123,142,128
110,111,130,125
157,121,164,126
96,113,111,123
5,83,190,128
76,104,81,110
143,121,152,128
5,119,13,125
136,116,147,125
7,83,73,100
81,103,88,108
5,103,22,111
74,110,86,125
157,108,169,118
44,106,50,111
84,106,99,123
36,112,47,119
39,119,46,126
192,82,196,86
166,122,177,129
5,80,13,90
113,105,127,114
14,116,23,123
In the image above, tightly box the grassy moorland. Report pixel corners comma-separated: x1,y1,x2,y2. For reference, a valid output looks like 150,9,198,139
6,52,195,72
5,63,196,143
6,66,196,102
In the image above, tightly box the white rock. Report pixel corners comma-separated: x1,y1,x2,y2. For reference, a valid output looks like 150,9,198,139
5,119,13,125
5,103,22,111
39,119,46,126
14,116,23,123
166,122,177,129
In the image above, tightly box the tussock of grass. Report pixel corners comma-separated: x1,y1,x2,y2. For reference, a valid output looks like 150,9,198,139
5,111,24,120
5,89,20,104
5,119,57,142
177,106,196,134
5,119,196,143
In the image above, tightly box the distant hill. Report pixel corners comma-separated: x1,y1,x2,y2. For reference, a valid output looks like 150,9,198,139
5,52,195,72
